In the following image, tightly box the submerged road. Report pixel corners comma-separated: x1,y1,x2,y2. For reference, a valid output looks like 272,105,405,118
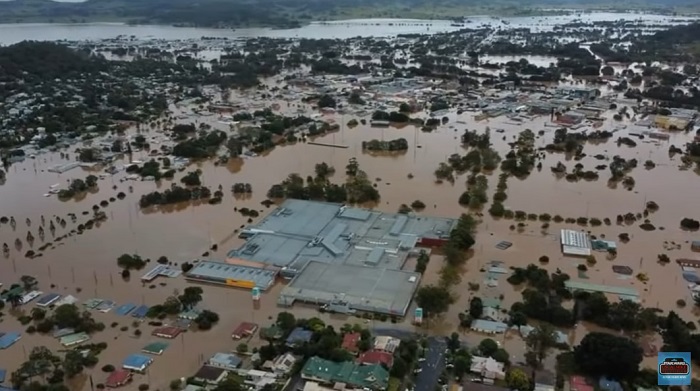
414,337,447,391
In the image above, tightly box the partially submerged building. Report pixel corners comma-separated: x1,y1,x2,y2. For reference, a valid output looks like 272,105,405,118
221,200,457,316
560,229,592,257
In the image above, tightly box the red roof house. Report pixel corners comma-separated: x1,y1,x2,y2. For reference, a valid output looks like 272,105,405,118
105,370,132,388
357,350,394,368
232,322,258,340
570,376,594,391
152,326,181,339
342,332,361,354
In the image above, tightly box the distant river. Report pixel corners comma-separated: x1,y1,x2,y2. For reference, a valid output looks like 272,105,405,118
0,12,696,44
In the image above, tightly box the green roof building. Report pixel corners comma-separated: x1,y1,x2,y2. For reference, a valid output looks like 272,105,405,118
301,356,389,390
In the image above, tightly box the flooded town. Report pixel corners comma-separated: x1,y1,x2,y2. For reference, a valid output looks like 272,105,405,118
1,10,700,391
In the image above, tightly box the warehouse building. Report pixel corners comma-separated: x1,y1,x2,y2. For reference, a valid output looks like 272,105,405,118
560,229,591,257
184,261,278,290
224,199,457,316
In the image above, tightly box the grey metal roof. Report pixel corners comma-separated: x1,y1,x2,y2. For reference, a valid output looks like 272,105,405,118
185,261,277,290
278,260,421,316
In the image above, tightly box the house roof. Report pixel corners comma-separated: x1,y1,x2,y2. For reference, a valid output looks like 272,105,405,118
342,332,361,353
373,336,401,353
193,365,227,381
570,376,594,391
302,356,389,390
105,370,132,387
232,322,258,338
357,350,394,368
286,327,313,345
209,352,242,369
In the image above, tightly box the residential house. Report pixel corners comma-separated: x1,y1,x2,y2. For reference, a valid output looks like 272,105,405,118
470,319,508,334
373,336,401,353
262,352,298,375
357,350,394,368
239,369,278,391
480,307,503,322
208,353,242,371
342,332,361,355
286,327,314,347
302,356,389,390
570,376,594,391
193,365,228,385
105,370,132,388
470,357,506,380
232,322,258,340
260,325,284,340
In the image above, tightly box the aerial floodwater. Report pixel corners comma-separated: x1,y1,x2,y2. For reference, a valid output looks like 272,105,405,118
1,8,700,391
0,12,693,44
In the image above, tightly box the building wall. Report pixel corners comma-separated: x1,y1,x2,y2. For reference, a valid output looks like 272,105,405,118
417,237,448,247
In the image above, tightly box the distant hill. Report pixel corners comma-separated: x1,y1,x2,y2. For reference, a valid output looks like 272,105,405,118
0,0,696,28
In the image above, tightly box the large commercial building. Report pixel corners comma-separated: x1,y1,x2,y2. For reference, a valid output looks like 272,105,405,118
224,199,457,316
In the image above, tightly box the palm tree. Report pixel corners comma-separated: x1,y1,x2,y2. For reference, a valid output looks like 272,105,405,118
6,293,23,309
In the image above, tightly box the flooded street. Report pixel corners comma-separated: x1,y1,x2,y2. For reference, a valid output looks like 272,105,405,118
2,93,700,386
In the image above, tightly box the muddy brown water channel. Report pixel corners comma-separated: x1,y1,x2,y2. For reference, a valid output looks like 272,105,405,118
2,97,700,387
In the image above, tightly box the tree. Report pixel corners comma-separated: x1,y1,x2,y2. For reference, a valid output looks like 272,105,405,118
227,137,243,158
178,287,203,310
117,254,146,270
236,343,249,354
6,292,23,308
469,297,483,319
194,310,220,330
601,66,615,76
162,296,182,315
453,354,471,380
508,310,527,327
415,285,453,317
212,376,243,391
276,312,296,331
574,332,642,379
390,357,408,378
399,102,411,113
447,332,461,352
31,308,46,321
506,368,531,391
181,171,202,186
318,95,336,109
63,350,85,378
525,323,558,369
478,338,499,357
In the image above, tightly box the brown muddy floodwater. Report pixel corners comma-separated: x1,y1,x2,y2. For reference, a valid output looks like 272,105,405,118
1,87,700,387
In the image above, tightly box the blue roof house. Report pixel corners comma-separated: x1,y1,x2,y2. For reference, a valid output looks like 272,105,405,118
122,354,153,372
599,377,623,391
286,327,313,347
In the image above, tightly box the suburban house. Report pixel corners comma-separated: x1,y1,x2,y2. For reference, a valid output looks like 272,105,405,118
373,336,400,353
357,350,394,368
193,366,228,385
342,332,361,355
286,327,314,347
105,370,132,388
239,369,278,391
232,322,259,340
302,356,389,390
470,356,506,380
470,319,508,334
262,352,299,375
208,353,242,371
480,307,504,322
